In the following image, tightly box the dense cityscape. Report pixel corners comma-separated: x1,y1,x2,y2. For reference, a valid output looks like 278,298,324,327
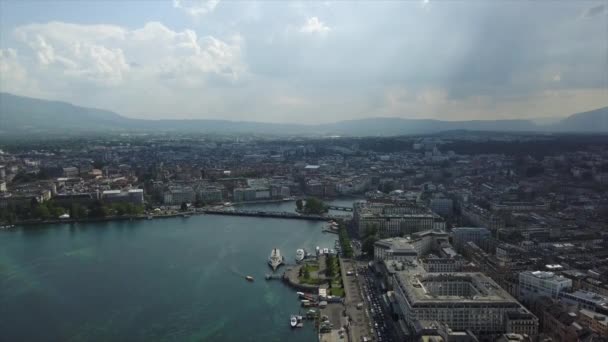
1,0,607,340
1,132,608,341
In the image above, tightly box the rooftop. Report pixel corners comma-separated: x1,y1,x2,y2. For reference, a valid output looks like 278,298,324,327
395,267,522,306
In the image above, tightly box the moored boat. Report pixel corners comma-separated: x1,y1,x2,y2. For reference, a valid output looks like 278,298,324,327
268,248,284,271
290,315,298,328
295,249,305,263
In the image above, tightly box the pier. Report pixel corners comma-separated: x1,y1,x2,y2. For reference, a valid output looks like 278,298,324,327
326,205,353,212
265,273,284,280
202,209,351,221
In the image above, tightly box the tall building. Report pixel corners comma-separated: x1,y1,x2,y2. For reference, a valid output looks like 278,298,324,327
519,271,572,302
452,227,491,253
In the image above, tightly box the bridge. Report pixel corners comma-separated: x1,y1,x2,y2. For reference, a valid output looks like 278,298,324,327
327,205,353,212
202,209,351,221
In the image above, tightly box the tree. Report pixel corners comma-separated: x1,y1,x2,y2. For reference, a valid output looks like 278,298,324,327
325,254,335,278
296,199,303,211
71,203,87,219
180,202,188,211
362,224,379,256
32,204,51,220
303,265,311,279
362,236,378,256
194,193,204,208
88,200,109,218
303,197,328,214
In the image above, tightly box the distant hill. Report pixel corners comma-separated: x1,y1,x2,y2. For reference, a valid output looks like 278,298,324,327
1,92,607,137
551,106,608,132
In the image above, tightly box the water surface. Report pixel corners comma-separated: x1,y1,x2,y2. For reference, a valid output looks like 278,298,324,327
0,212,337,341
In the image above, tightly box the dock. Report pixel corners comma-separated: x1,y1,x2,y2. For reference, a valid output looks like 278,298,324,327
265,273,284,280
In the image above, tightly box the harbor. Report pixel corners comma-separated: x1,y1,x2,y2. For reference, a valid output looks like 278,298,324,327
0,207,337,342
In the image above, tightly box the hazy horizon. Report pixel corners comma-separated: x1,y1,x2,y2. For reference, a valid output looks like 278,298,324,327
1,1,607,124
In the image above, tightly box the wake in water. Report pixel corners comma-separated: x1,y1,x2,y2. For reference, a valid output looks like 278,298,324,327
229,266,247,278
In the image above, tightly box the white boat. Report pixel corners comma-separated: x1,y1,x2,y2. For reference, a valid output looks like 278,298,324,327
268,248,284,271
295,249,305,263
290,315,298,328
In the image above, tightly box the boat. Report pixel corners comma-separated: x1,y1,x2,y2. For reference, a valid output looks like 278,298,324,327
295,249,305,263
268,248,284,271
245,275,254,282
290,315,298,328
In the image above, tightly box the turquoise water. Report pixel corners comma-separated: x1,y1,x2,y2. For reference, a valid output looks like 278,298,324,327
0,213,337,341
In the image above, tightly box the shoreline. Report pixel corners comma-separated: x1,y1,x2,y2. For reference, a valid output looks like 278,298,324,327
8,211,206,227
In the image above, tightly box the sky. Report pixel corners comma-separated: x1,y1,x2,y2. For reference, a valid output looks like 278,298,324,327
0,0,607,124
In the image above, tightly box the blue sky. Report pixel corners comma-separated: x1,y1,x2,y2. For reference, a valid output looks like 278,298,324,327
0,0,607,123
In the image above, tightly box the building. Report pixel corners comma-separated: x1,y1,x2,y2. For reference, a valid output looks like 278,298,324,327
163,186,195,205
519,271,572,302
578,309,608,335
374,237,418,262
423,255,466,273
390,261,538,337
197,186,223,203
452,227,491,253
560,290,608,315
101,189,144,205
233,187,270,202
354,202,444,237
490,201,549,212
430,197,454,217
62,166,79,178
461,204,505,231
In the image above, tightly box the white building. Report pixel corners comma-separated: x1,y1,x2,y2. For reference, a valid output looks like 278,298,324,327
518,271,572,302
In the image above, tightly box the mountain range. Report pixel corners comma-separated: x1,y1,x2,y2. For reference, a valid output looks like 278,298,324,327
1,92,607,137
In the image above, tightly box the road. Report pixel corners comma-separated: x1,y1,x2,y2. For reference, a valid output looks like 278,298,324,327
358,263,399,342
340,258,373,342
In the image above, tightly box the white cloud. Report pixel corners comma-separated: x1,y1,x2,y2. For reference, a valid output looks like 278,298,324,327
300,17,331,35
9,21,245,89
0,49,29,92
173,0,220,17
14,22,129,85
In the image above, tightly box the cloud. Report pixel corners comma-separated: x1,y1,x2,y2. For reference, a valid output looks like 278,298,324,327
173,0,220,17
14,22,129,85
9,21,245,89
0,49,30,92
1,2,606,123
299,17,331,35
582,4,606,18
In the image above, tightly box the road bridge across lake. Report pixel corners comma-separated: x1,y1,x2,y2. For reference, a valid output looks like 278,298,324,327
202,209,351,221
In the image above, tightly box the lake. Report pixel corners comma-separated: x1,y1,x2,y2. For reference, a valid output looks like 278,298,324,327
0,204,340,341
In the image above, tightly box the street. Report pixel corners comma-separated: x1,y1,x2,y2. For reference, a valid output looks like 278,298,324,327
358,264,398,342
